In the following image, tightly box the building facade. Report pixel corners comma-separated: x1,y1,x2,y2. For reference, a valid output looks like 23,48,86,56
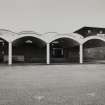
0,26,105,65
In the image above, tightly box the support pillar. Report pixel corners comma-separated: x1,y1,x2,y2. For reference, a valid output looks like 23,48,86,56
80,44,83,64
8,42,12,65
46,43,50,64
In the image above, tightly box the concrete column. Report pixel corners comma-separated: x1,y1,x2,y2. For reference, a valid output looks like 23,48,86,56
8,42,12,65
46,43,50,64
80,44,83,64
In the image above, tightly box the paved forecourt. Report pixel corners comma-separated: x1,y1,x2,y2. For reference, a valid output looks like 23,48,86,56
0,64,105,105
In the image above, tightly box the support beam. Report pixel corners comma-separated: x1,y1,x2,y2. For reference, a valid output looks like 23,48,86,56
8,42,12,65
46,43,50,64
80,44,83,64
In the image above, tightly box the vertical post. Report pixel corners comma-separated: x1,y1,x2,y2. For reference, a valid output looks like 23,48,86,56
80,44,83,64
47,43,50,64
8,42,12,65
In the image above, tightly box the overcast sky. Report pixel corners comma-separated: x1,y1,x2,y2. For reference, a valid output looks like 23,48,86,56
0,0,105,33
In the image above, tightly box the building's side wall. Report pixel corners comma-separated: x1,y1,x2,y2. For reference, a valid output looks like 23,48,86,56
65,47,79,62
84,47,105,61
12,46,46,63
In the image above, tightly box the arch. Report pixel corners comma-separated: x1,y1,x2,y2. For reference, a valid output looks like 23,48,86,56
82,36,105,44
12,34,47,44
0,36,9,42
50,36,80,63
0,37,9,64
83,36,105,64
48,34,81,44
0,29,18,42
12,35,47,64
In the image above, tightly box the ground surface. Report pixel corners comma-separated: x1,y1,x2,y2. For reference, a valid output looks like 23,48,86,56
0,64,105,105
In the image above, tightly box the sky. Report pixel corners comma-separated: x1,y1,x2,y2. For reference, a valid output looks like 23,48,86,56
0,0,105,33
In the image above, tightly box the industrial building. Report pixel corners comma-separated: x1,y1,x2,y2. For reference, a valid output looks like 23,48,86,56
0,26,105,65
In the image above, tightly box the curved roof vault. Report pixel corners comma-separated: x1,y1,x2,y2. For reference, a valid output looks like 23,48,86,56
2,28,105,45
82,36,105,44
18,31,40,35
0,29,84,44
0,29,18,42
46,33,83,44
12,32,46,43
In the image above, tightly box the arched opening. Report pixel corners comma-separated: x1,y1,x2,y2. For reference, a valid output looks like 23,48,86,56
50,38,80,63
0,38,8,64
12,36,46,64
83,39,105,63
